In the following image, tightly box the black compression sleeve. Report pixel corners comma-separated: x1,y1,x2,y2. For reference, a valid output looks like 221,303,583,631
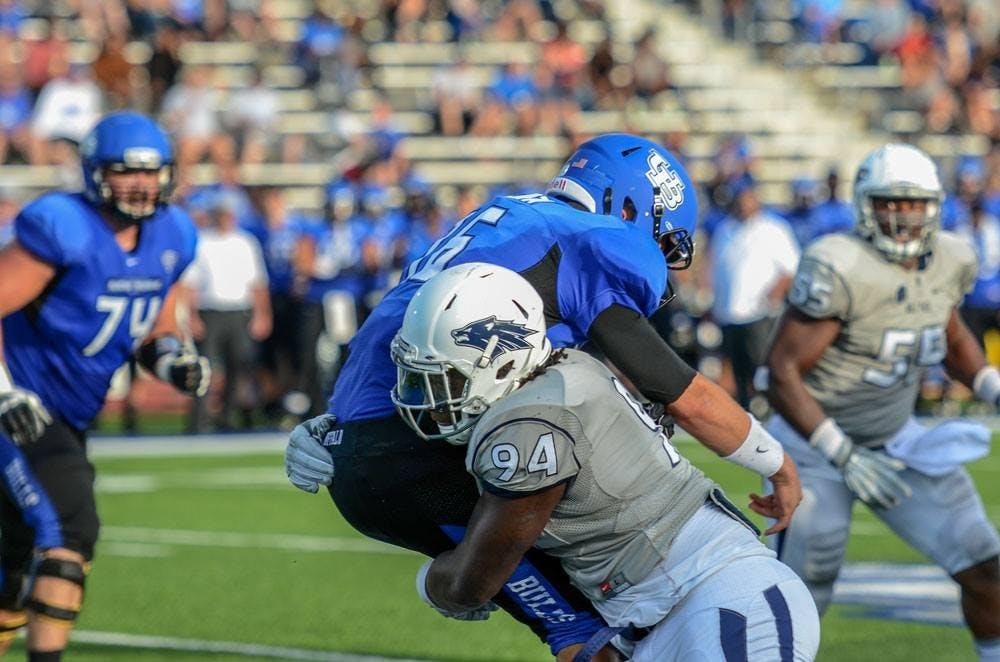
588,304,697,405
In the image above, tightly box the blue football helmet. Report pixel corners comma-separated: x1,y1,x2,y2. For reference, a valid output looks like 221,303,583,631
546,133,697,271
80,111,175,223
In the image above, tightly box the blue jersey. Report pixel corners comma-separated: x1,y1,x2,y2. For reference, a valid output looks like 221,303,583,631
330,194,667,421
258,217,306,296
303,218,369,304
3,193,197,430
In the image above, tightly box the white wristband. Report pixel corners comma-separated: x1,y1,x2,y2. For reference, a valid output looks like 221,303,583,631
723,415,785,477
973,366,1000,405
808,418,852,466
415,559,437,608
0,364,13,393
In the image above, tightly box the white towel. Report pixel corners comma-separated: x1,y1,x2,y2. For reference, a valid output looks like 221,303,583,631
885,419,991,476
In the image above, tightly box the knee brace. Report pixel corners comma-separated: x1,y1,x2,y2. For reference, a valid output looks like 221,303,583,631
19,556,89,626
0,611,27,643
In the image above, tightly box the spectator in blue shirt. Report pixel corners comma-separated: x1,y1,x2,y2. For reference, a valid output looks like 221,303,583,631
958,196,1000,348
810,167,854,237
942,155,986,231
783,177,819,247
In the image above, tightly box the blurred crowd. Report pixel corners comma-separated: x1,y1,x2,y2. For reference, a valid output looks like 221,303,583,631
693,0,1000,139
0,0,998,429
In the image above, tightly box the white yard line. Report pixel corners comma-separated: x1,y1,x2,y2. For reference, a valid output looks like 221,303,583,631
70,630,432,662
100,526,416,556
87,418,1000,459
89,434,288,458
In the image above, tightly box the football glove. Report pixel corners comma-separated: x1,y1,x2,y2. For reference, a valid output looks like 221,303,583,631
810,418,911,510
285,414,337,494
416,559,499,621
158,351,211,398
0,387,52,446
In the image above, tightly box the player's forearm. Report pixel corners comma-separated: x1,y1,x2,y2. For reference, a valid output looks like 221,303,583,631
425,548,507,611
943,312,988,390
765,360,828,439
666,374,749,454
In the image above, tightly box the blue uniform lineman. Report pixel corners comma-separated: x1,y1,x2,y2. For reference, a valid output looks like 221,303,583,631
331,193,669,422
0,111,209,661
286,134,805,660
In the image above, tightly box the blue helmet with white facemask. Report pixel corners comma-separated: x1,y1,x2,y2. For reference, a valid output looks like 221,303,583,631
80,111,175,223
546,133,697,270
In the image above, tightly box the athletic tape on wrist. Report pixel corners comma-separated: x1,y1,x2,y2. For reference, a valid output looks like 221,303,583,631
809,418,851,465
722,414,784,477
973,366,1000,405
415,559,437,608
0,364,12,392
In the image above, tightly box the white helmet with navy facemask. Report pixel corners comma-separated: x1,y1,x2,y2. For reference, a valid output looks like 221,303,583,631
390,263,551,444
853,143,944,262
546,133,697,277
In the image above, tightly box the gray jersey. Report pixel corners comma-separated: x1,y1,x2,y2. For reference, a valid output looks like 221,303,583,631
786,232,977,446
466,349,715,601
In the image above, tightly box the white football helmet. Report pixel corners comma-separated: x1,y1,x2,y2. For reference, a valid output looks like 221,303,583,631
853,143,943,262
390,263,552,444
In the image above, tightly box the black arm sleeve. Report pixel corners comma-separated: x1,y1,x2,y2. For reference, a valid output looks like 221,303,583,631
588,304,697,405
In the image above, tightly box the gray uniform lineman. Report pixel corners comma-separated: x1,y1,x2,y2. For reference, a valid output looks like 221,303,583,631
769,231,1000,602
764,144,1000,662
468,349,819,661
789,231,975,446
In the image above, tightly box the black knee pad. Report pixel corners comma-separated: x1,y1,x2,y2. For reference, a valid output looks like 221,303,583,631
20,556,89,625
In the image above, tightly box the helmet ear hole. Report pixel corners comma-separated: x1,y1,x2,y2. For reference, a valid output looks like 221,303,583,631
621,197,637,221
496,361,515,380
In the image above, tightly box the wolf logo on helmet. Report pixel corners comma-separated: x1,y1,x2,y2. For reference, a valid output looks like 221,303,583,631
452,316,539,364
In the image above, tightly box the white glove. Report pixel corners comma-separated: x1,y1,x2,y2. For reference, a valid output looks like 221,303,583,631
810,418,911,510
416,559,499,621
157,350,211,397
0,366,52,445
285,414,337,493
973,366,1000,410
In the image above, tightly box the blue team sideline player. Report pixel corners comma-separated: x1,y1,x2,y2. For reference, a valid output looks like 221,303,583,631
0,111,210,661
286,134,803,661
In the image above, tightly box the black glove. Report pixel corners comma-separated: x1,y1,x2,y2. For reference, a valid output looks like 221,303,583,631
158,351,211,397
0,387,53,445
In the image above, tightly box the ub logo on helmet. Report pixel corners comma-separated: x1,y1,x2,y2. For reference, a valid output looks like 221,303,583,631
452,316,539,365
546,133,697,274
645,149,685,213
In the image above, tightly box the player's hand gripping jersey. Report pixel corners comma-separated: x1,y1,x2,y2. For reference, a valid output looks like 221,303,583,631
787,231,976,446
331,194,668,421
3,192,197,429
467,348,714,601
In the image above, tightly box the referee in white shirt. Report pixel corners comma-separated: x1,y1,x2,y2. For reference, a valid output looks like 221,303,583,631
181,191,272,431
710,181,800,408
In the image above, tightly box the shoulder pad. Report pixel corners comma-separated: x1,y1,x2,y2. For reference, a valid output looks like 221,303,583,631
934,230,978,295
788,234,865,320
468,401,581,497
577,223,667,315
14,193,95,266
160,204,199,277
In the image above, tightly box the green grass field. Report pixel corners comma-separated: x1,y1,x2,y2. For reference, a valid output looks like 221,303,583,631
10,432,997,662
